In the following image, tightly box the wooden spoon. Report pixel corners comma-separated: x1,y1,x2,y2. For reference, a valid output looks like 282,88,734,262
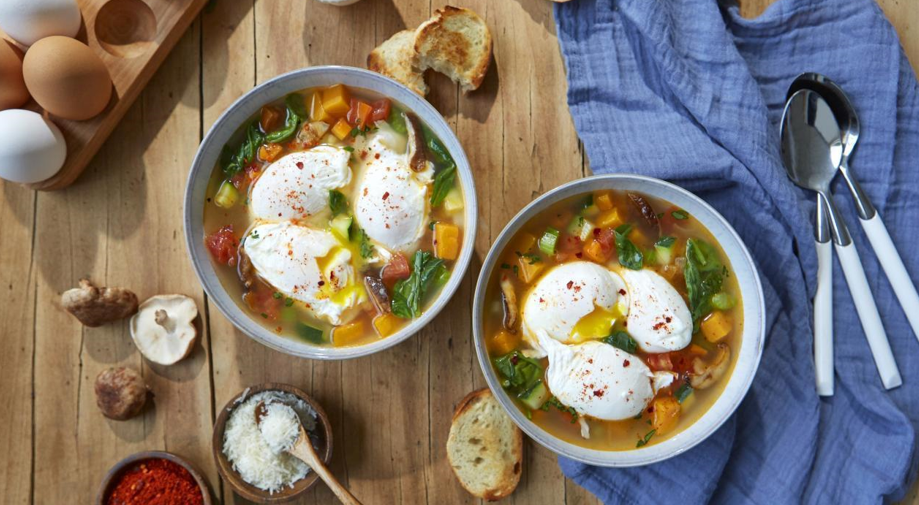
255,401,361,505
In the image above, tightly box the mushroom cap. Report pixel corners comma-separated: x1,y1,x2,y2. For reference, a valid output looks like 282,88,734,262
95,367,147,420
130,294,198,365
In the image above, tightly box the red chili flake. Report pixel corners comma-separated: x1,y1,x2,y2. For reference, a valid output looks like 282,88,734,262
593,228,601,237
653,321,667,330
318,281,325,287
623,359,630,367
510,355,519,365
566,281,574,289
593,390,605,398
375,153,381,159
619,289,627,296
665,316,673,323
296,161,304,169
382,192,390,200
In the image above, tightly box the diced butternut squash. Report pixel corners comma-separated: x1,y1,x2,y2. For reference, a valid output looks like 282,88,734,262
322,84,351,117
309,92,332,123
583,238,610,263
260,106,282,133
333,321,365,347
650,397,681,435
258,143,284,162
701,310,732,343
488,330,519,356
688,344,708,356
331,118,353,140
596,208,622,228
434,223,460,260
373,313,401,338
595,192,614,211
516,255,545,283
513,233,537,254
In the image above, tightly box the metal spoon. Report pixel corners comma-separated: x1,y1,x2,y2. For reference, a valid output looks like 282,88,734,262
780,89,901,390
790,73,919,347
256,401,361,505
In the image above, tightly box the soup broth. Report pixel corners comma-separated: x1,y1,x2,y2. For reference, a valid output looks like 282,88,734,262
203,84,464,348
483,190,741,450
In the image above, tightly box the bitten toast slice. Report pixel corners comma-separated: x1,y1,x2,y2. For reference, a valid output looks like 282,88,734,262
367,29,429,96
414,6,493,92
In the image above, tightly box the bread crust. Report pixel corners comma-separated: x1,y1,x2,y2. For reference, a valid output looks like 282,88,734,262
413,6,493,92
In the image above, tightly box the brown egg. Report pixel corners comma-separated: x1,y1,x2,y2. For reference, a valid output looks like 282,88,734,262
23,36,112,121
0,40,29,110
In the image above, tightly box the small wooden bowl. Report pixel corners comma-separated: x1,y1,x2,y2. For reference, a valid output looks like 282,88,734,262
213,383,333,503
95,450,213,504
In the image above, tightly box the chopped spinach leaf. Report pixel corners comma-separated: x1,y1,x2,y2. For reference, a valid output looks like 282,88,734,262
636,429,657,448
614,224,643,270
655,236,676,248
430,164,457,207
675,383,693,403
391,251,445,318
603,331,638,354
359,228,374,259
684,238,725,331
329,190,347,216
671,210,689,220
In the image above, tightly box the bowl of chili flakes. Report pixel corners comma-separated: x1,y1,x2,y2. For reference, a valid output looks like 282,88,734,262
96,451,212,505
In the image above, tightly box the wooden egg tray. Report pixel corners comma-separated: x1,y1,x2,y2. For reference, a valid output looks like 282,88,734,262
3,0,207,191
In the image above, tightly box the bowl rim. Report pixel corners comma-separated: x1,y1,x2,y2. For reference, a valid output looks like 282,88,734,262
95,450,213,505
211,383,334,503
472,173,766,467
183,65,477,360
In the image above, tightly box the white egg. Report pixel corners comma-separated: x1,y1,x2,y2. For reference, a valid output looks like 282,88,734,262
249,146,352,222
621,269,692,353
354,135,429,252
538,335,674,421
243,221,363,325
0,109,65,183
521,261,629,356
0,0,81,46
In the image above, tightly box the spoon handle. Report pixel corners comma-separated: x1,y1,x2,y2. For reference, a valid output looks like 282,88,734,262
814,239,834,396
834,242,902,389
288,435,362,505
859,214,919,343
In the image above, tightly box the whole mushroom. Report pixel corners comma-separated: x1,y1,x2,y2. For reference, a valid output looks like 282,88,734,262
95,367,148,420
61,279,138,327
130,295,199,365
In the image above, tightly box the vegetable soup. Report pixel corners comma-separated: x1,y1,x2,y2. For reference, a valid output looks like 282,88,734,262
203,83,464,348
483,190,742,450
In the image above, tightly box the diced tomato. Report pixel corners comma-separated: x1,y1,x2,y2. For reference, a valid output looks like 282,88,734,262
381,253,411,289
260,106,282,133
369,99,391,123
244,284,281,320
594,227,615,255
346,99,374,129
205,225,240,266
231,162,260,190
646,353,673,371
558,235,582,253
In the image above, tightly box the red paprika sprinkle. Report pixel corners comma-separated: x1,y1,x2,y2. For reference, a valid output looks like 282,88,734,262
106,458,204,505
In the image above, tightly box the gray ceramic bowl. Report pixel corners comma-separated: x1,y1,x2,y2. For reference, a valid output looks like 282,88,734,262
184,66,477,359
473,174,765,467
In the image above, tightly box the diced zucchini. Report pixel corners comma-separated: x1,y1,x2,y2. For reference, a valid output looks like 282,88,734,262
214,180,239,209
538,227,560,255
711,292,736,310
582,204,601,218
330,214,353,242
567,216,594,241
519,381,549,410
295,322,324,343
443,187,464,212
654,236,676,265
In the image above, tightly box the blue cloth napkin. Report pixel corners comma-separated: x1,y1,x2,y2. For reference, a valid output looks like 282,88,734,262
553,0,919,502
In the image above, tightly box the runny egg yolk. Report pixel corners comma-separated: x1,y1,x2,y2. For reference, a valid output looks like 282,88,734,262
571,305,620,342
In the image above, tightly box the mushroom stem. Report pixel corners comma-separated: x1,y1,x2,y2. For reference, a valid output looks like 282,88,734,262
154,309,175,333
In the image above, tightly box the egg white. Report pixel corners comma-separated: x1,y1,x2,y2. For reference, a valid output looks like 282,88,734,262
621,269,692,353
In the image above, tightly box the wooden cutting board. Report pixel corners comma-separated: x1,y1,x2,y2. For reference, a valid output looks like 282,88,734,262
3,0,208,191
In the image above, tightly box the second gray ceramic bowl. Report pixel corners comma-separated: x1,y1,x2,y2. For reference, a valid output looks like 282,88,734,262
184,66,477,360
473,174,765,467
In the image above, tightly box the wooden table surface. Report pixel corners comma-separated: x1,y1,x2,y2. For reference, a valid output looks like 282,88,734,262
0,0,916,503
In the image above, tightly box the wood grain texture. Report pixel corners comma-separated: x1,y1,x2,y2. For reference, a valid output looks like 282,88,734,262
0,0,916,503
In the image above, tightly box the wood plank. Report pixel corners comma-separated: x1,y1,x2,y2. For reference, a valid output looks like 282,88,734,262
0,178,36,505
29,20,214,502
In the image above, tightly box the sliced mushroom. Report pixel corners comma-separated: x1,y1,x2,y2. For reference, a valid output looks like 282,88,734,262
130,295,199,365
627,192,660,229
364,275,391,314
237,248,257,291
61,279,139,327
403,112,428,172
296,121,331,148
499,274,518,333
689,343,731,389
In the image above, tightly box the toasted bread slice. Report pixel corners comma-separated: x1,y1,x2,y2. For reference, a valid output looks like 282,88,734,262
367,30,429,96
447,388,523,501
414,6,492,92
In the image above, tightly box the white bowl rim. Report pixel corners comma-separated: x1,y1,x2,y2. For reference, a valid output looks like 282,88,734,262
184,65,478,360
472,173,765,467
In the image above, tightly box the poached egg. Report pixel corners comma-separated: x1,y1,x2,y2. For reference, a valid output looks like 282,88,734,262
353,136,430,253
621,269,692,353
249,146,351,222
538,334,675,421
521,261,629,356
243,221,363,325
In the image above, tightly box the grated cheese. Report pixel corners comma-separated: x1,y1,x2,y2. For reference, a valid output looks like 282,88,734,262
259,402,301,454
222,391,318,493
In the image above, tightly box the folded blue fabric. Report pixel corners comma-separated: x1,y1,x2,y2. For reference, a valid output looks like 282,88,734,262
553,0,919,502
